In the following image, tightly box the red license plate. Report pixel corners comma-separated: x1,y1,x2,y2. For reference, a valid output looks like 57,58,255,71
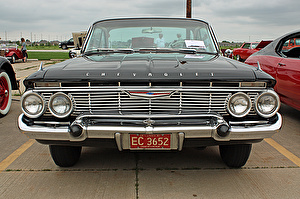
130,134,171,149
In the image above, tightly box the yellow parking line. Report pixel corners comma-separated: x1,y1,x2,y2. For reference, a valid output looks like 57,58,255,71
265,138,300,167
0,139,35,173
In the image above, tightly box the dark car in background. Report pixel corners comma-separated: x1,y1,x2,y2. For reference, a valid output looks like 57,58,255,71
0,56,19,116
59,38,74,50
233,41,272,62
18,18,282,168
0,44,25,63
245,30,300,111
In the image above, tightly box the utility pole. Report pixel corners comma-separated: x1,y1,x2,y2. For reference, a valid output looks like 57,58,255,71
186,0,192,18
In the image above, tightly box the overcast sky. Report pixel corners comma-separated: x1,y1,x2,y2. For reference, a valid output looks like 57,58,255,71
0,0,299,42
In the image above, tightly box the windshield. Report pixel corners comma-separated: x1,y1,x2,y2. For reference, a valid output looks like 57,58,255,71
84,18,218,54
0,44,17,49
251,43,259,49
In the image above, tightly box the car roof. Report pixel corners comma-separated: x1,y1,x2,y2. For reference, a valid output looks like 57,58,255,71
92,17,210,26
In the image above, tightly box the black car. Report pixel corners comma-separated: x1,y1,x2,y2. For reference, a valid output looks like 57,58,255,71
18,18,282,168
59,38,74,49
0,56,19,116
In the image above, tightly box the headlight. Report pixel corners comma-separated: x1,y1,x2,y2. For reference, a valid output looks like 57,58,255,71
227,92,252,117
255,91,280,118
48,92,73,118
21,92,45,118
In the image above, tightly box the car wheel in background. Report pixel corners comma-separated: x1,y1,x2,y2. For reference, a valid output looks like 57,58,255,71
219,144,252,168
69,52,76,58
62,45,67,50
10,55,16,64
0,70,12,117
49,145,82,167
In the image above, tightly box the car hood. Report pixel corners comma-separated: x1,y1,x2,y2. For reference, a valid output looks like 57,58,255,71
25,53,273,85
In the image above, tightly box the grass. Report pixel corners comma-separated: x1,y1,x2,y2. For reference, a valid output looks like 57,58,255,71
27,51,69,60
27,45,60,50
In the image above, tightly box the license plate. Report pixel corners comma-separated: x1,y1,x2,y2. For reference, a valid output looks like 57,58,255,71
130,134,171,149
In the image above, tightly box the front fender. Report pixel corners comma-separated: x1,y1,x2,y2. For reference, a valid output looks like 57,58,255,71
0,58,19,90
6,52,15,57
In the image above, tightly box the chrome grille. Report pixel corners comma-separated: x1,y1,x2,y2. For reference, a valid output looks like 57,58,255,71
37,84,263,116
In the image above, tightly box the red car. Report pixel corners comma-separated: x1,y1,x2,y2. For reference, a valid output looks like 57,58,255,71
0,44,25,63
245,30,300,111
233,40,272,62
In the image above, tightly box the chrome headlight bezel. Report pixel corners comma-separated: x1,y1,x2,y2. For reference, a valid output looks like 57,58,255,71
21,91,46,118
48,92,73,118
227,92,252,118
255,90,280,118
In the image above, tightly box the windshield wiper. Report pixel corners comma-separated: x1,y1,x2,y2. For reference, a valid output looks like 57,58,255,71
84,48,134,56
138,48,218,55
138,48,197,54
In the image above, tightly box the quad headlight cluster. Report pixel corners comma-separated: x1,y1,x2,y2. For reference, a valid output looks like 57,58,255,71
227,90,280,118
21,91,73,118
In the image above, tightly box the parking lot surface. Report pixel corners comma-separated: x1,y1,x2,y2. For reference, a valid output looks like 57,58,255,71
0,61,299,199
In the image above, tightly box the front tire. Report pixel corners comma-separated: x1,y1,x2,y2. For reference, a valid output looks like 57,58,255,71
219,144,252,168
0,70,12,117
49,145,82,167
236,55,244,62
10,55,16,64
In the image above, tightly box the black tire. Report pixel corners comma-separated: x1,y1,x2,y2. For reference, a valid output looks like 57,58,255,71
219,144,252,168
69,52,76,58
236,55,244,62
62,45,67,50
49,145,82,167
0,70,12,117
10,55,16,64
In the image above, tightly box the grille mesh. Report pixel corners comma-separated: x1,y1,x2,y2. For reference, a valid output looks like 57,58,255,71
71,91,230,115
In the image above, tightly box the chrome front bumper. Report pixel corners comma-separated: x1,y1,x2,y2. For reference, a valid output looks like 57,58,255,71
18,113,282,150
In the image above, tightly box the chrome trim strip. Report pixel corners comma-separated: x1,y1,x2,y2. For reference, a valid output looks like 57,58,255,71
75,113,224,120
34,81,267,89
32,87,267,92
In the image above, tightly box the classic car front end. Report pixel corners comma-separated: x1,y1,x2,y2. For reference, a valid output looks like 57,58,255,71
18,18,282,168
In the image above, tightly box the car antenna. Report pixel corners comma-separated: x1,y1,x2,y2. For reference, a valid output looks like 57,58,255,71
39,61,43,71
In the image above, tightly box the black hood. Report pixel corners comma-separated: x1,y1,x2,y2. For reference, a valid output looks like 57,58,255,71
25,53,274,85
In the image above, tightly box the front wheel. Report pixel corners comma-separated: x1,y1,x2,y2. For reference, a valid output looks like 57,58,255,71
219,144,252,168
49,145,82,167
10,55,16,64
0,70,12,117
236,55,244,62
62,45,67,50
